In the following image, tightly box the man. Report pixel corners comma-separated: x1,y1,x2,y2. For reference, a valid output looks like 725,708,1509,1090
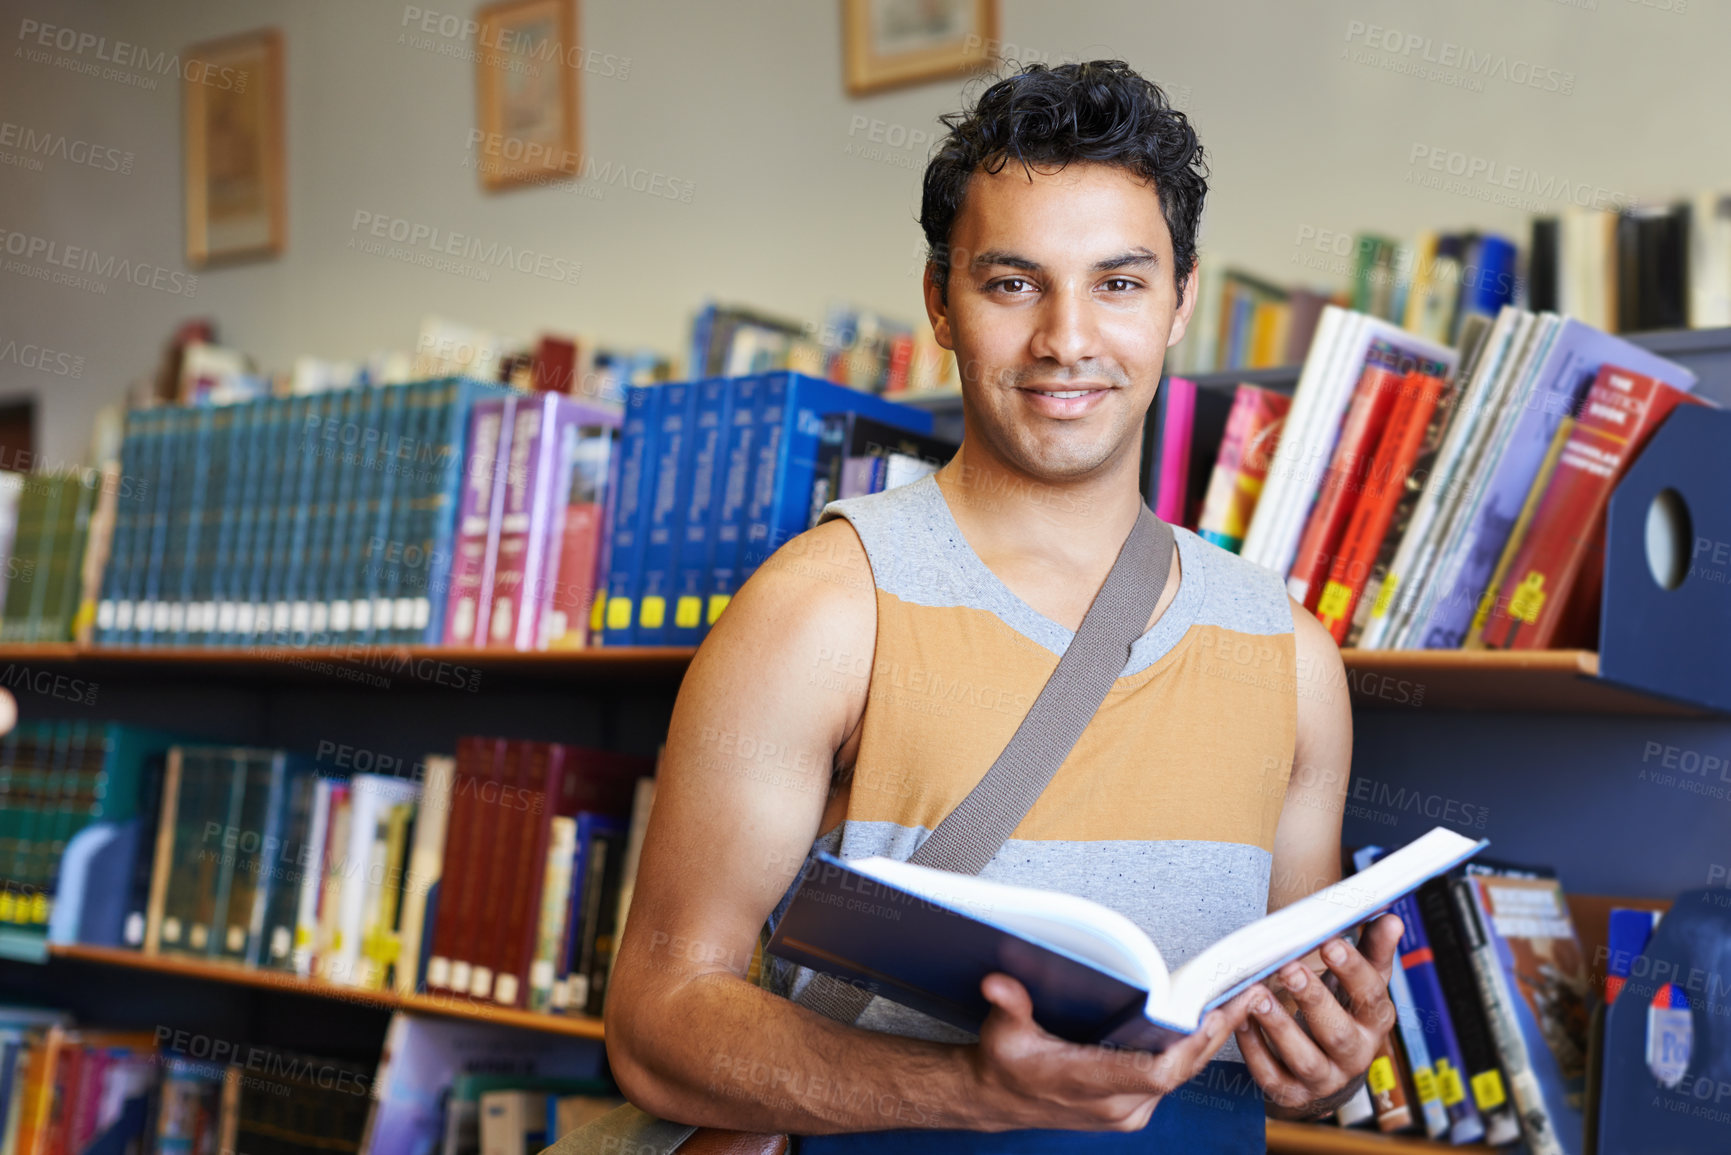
605,61,1400,1151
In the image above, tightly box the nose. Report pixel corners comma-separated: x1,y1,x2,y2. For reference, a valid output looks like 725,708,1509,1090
1027,281,1099,367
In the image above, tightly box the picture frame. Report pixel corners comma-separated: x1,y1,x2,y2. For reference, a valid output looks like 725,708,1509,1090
475,0,581,192
843,0,998,97
183,28,285,266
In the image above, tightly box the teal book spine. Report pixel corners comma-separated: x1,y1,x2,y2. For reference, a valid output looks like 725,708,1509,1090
263,396,310,644
280,395,321,644
136,412,180,647
94,416,145,645
170,407,216,645
410,379,504,644
372,382,423,644
243,398,286,645
187,404,235,647
336,386,386,644
360,383,409,644
322,387,364,642
126,411,165,645
151,410,189,645
381,380,439,644
296,391,337,644
221,399,268,647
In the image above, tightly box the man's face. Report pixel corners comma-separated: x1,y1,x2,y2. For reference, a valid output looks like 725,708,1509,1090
926,160,1196,485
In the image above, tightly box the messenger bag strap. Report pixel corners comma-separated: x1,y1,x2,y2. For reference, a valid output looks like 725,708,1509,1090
793,503,1175,1025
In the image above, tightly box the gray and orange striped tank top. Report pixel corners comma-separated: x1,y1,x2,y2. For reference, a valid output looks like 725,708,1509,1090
762,473,1298,1056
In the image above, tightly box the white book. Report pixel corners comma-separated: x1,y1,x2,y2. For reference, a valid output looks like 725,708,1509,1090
1360,306,1524,649
771,828,1486,1051
292,778,332,977
395,754,455,996
334,773,420,988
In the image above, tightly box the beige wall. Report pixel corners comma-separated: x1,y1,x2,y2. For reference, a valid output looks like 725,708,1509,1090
1,0,1724,465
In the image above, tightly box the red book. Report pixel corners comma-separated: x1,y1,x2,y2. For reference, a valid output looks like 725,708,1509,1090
494,742,566,1007
532,335,577,394
1315,373,1446,641
466,739,525,1001
1478,365,1703,650
1195,384,1290,553
1288,364,1405,608
424,736,485,996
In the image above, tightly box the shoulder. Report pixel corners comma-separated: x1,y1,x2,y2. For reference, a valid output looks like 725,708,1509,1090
1173,525,1295,638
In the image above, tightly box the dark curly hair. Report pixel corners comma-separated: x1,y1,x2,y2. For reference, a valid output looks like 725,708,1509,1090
920,60,1207,307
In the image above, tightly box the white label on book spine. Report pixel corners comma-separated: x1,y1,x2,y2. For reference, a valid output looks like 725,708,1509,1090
189,923,208,950
427,956,450,988
97,601,114,630
115,602,132,629
494,973,519,1006
311,602,328,633
374,598,392,628
218,603,236,632
270,926,291,959
291,602,310,632
161,917,182,943
331,600,352,632
273,602,291,631
168,603,185,631
449,960,471,991
200,602,217,630
226,925,245,953
123,912,144,946
470,966,493,999
352,599,371,630
568,975,589,1007
530,960,554,992
412,598,430,629
552,978,569,1010
393,598,414,628
153,602,170,629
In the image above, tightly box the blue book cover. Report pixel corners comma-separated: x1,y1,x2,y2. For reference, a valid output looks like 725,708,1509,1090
125,408,168,646
1459,235,1519,319
375,382,428,645
171,406,217,646
95,415,148,645
338,385,388,644
635,381,699,646
668,378,733,645
297,391,340,644
742,373,935,579
281,394,326,645
322,387,365,643
702,376,762,632
770,830,1485,1054
238,398,287,645
148,410,187,646
603,385,663,646
557,810,625,1012
138,408,186,647
218,400,265,646
1415,318,1697,649
1356,846,1451,1139
359,384,410,644
271,396,316,644
1394,887,1488,1143
258,396,302,644
188,404,239,647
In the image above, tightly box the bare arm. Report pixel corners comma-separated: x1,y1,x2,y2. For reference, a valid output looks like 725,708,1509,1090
605,521,1255,1135
1236,599,1402,1120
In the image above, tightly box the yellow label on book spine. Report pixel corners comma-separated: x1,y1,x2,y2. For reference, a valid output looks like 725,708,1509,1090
606,597,632,629
1367,1055,1397,1096
674,596,702,628
1508,571,1547,624
640,596,666,629
1412,1065,1440,1104
706,594,730,624
589,589,607,633
1370,573,1398,619
1316,580,1352,622
1436,1060,1465,1105
1471,1068,1507,1110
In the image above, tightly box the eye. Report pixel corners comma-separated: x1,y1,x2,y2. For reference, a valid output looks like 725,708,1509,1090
1100,277,1141,292
988,277,1035,295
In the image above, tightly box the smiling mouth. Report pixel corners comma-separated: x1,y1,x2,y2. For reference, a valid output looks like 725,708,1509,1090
1021,386,1111,398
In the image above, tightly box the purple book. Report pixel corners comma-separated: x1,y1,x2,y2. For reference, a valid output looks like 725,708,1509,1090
1415,318,1696,648
442,396,514,646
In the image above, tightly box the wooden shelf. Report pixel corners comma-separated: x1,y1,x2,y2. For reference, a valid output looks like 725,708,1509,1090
45,942,605,1040
0,643,1704,713
1266,1119,1488,1153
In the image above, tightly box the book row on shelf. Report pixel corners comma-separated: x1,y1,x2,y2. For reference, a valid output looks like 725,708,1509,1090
1148,302,1710,651
0,1004,626,1155
0,365,952,653
1168,190,1731,378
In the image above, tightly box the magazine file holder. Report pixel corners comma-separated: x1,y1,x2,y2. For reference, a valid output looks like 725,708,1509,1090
1599,405,1731,714
1597,888,1731,1155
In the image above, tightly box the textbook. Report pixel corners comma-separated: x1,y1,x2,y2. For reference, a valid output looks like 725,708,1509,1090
769,827,1485,1052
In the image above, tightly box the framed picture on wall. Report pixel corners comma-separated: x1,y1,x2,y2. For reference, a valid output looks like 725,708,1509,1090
843,0,998,96
475,0,581,191
183,28,285,266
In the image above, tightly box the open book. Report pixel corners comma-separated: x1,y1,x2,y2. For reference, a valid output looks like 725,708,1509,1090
768,827,1486,1052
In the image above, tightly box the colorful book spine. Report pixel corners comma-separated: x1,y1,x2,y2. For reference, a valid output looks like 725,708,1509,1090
1392,885,1486,1144
1355,847,1449,1139
545,425,615,649
1154,377,1195,524
1479,366,1702,649
1196,384,1289,553
444,397,514,647
486,397,548,647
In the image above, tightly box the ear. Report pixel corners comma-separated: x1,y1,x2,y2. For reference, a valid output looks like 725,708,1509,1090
923,261,955,351
1165,262,1201,349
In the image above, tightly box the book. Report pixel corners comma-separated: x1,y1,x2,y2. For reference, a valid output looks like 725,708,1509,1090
1194,384,1289,554
769,827,1484,1052
1464,414,1576,650
1478,365,1706,650
444,396,515,647
1150,375,1194,524
544,421,616,649
395,753,454,996
1456,867,1591,1155
602,385,662,645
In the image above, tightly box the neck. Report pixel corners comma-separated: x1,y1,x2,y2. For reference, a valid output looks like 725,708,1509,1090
934,433,1148,573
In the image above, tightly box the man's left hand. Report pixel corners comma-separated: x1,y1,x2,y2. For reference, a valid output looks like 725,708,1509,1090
1235,913,1404,1118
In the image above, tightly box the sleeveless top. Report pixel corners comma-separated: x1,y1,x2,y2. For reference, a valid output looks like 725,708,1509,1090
760,474,1297,1151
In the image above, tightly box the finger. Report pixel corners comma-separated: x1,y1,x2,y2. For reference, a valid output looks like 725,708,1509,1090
1319,937,1398,1038
1248,980,1338,1087
1234,1013,1309,1111
1358,914,1404,980
1153,1001,1245,1081
980,972,1037,1026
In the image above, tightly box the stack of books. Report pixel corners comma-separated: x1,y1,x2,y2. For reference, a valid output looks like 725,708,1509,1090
0,471,104,644
1157,304,1709,650
690,303,958,397
600,372,939,646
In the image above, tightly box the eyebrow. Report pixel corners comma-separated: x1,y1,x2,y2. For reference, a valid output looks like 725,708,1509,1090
969,248,1161,274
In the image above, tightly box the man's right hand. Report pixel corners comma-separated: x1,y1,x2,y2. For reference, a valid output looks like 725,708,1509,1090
964,974,1261,1133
